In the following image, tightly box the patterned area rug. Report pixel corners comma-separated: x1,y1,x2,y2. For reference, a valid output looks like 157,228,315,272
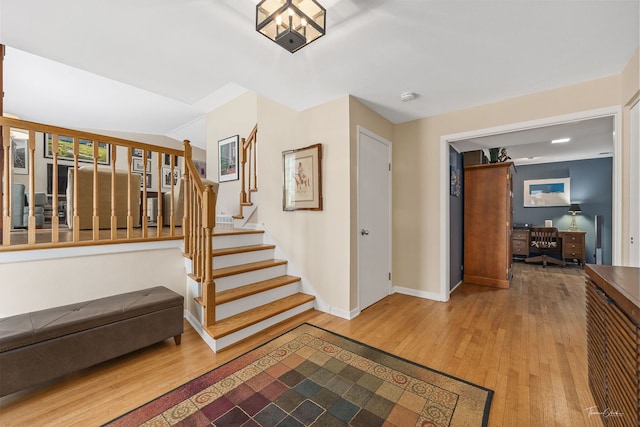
105,323,493,426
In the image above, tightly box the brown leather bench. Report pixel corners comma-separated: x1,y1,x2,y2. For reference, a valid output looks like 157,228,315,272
0,286,183,397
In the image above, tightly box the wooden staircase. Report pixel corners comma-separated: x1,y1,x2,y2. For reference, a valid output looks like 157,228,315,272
189,227,316,351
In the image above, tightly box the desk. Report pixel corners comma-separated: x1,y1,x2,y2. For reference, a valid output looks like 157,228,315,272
558,230,586,266
511,228,586,267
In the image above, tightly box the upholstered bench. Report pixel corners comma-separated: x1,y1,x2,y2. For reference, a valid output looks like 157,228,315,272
0,286,184,397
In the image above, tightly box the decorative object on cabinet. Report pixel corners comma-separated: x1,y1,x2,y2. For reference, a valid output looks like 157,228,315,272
568,203,582,230
489,147,500,163
283,144,323,211
525,227,565,268
218,135,239,182
497,148,511,163
462,150,487,166
523,177,570,207
464,162,514,288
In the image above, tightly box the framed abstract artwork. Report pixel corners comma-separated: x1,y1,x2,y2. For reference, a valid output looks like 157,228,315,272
524,178,571,207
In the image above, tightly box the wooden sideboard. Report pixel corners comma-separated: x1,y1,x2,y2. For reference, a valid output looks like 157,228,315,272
585,265,639,427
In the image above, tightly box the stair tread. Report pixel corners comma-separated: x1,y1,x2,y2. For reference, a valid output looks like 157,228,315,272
217,275,301,305
213,244,276,257
206,293,315,339
212,259,288,279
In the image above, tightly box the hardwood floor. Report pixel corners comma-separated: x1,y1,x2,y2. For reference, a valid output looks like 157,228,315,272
0,262,603,427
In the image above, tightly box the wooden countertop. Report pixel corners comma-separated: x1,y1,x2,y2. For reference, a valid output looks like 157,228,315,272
585,264,640,325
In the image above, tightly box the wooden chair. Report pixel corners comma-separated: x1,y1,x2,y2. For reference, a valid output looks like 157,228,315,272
525,227,566,268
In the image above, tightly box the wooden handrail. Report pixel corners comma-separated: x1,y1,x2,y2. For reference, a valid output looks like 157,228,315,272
183,140,217,326
233,124,258,219
0,117,187,250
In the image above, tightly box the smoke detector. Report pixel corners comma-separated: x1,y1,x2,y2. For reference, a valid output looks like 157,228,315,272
400,92,417,102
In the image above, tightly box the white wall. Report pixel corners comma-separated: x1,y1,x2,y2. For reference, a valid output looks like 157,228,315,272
0,244,186,318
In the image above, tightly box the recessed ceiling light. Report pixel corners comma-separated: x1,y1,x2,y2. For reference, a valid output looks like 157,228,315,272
551,137,571,144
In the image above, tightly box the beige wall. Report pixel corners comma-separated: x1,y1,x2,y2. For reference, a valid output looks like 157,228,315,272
206,92,258,218
205,93,384,314
256,95,353,314
0,246,186,318
394,74,623,295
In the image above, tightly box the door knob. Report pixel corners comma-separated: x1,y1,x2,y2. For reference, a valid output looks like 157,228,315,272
361,229,369,236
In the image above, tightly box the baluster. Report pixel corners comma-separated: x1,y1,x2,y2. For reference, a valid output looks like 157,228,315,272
72,137,80,241
141,149,148,238
252,130,258,190
51,135,59,243
202,183,216,326
110,143,117,240
183,141,192,257
92,139,99,240
156,151,162,237
2,126,10,245
26,130,36,244
127,146,134,239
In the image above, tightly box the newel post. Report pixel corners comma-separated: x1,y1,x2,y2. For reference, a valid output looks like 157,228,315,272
202,183,216,326
182,140,192,255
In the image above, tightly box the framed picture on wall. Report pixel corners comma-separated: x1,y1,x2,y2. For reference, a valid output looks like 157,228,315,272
524,178,571,207
132,158,144,173
45,134,110,165
218,135,239,182
164,153,179,167
193,160,206,178
162,167,181,189
12,137,28,175
282,143,323,211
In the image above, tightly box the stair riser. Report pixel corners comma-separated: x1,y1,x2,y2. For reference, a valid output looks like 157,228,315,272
216,282,300,321
212,303,315,351
215,264,288,292
214,248,275,269
213,233,264,250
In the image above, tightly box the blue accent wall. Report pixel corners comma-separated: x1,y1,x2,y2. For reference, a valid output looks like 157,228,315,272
513,158,613,265
450,147,464,288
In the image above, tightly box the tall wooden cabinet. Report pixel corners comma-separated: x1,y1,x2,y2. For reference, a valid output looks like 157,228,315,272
464,162,514,288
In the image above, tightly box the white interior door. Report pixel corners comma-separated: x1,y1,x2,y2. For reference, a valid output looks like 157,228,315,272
629,101,639,267
358,128,391,311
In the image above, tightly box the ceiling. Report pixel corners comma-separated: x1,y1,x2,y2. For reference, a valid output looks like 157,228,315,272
450,115,615,166
0,0,638,152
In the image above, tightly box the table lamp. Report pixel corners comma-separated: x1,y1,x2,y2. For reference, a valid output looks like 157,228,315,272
568,203,582,231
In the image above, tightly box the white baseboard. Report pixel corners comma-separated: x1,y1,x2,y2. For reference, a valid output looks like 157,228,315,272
450,280,463,293
184,310,217,353
392,285,448,302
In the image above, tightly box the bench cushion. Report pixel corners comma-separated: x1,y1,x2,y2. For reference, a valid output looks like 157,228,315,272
0,286,183,353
